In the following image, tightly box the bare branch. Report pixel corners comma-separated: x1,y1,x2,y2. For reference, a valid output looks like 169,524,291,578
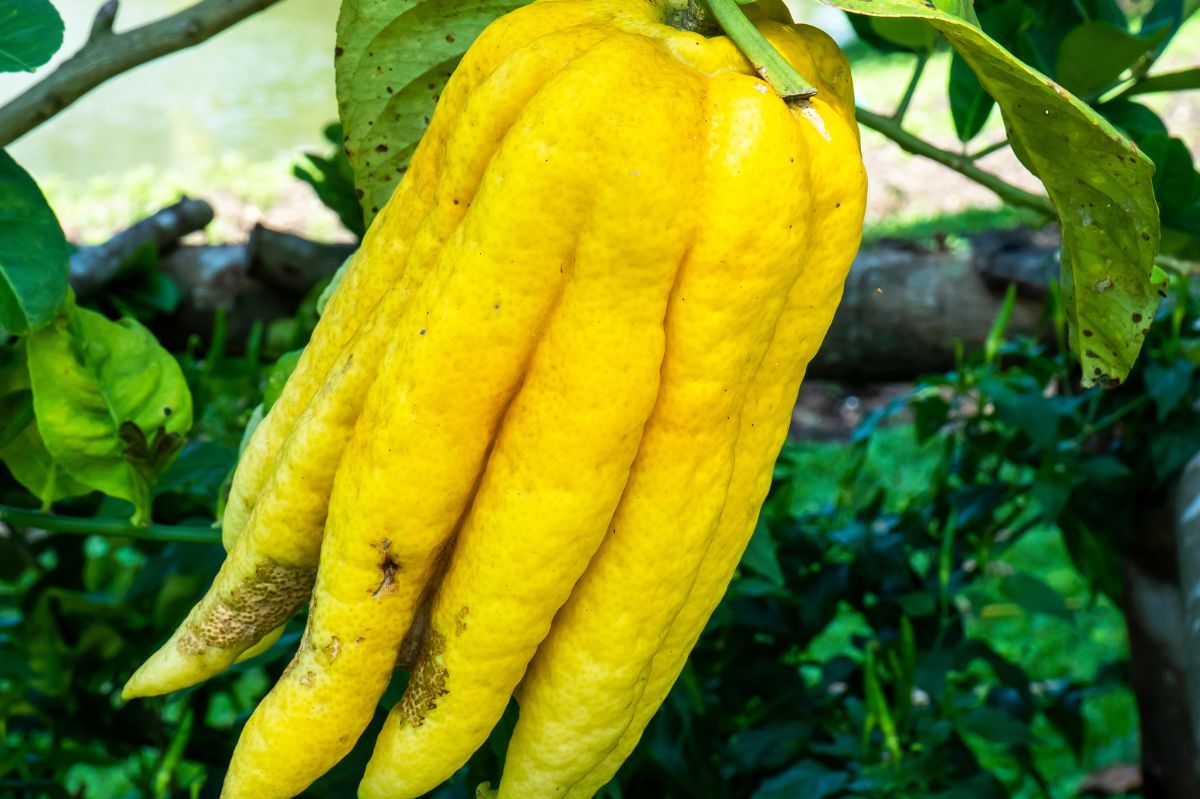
855,106,1056,218
0,0,283,147
247,225,355,294
70,197,214,296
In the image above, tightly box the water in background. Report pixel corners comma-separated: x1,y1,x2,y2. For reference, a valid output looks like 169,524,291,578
1,0,850,184
1,0,339,182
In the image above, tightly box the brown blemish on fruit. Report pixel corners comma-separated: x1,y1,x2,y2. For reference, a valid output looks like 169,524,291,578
399,631,448,727
177,559,313,654
324,636,341,662
454,606,469,636
372,539,400,597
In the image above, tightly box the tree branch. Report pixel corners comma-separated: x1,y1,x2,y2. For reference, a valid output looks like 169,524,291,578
0,503,220,543
892,53,927,124
0,0,283,147
855,106,1057,218
70,196,214,297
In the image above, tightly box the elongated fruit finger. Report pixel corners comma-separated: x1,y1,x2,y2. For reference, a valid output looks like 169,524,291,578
217,25,644,799
120,6,616,701
356,35,707,799
562,26,867,798
497,68,819,799
217,0,609,551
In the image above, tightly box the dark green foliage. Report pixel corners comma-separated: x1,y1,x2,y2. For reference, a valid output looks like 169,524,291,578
12,271,1198,796
294,124,366,240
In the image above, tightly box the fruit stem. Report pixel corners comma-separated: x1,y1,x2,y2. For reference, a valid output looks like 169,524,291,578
701,0,817,101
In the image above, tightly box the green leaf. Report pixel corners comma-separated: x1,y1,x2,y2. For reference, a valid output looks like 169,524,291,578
1144,358,1194,420
752,760,848,799
955,706,1035,745
830,0,1162,387
263,349,303,412
1140,133,1199,211
0,343,89,505
870,18,938,51
316,257,351,317
742,520,785,587
1000,572,1072,622
1,419,92,506
26,307,193,523
1127,66,1200,96
294,123,366,238
949,51,993,142
0,151,69,336
335,0,526,224
0,0,64,72
1056,21,1170,98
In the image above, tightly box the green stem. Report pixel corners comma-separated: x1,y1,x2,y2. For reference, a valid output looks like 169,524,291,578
855,106,1056,217
0,503,220,544
701,0,816,101
892,53,928,124
970,138,1010,162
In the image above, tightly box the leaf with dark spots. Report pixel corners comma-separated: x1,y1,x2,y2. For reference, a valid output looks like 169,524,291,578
336,0,527,224
829,0,1162,386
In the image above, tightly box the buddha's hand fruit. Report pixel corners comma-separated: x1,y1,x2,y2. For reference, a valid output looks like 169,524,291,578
122,2,866,798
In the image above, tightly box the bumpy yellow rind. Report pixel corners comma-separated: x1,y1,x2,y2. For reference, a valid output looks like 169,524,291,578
561,25,866,799
122,2,607,701
497,55,827,799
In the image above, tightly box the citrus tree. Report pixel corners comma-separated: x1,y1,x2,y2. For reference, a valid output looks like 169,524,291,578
1,0,1197,797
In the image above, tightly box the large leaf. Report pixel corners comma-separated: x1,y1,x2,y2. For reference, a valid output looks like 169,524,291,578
335,0,525,224
1055,21,1170,98
0,151,68,336
1127,67,1200,96
0,343,89,505
948,52,993,142
826,0,1161,386
0,0,63,73
26,306,193,523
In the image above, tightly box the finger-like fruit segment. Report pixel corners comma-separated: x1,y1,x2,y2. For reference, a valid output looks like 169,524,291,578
122,8,612,701
218,0,617,553
357,35,707,799
497,70,818,799
219,26,648,799
563,35,867,799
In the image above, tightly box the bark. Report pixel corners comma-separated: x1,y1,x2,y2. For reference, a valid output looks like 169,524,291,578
70,197,213,297
1175,455,1200,773
1123,499,1200,798
808,227,1059,381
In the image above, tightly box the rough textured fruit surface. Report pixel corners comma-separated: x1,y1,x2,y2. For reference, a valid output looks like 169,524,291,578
123,1,866,797
560,24,866,798
121,2,600,701
496,35,861,794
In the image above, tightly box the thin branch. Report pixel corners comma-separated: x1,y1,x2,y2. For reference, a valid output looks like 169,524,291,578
969,138,1010,162
0,504,220,544
892,53,928,124
0,0,283,147
855,106,1056,218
